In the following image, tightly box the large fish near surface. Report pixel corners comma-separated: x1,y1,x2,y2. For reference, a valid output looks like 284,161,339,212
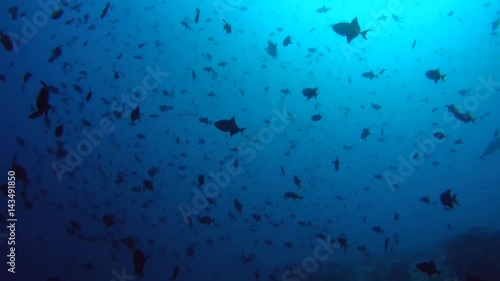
480,137,500,159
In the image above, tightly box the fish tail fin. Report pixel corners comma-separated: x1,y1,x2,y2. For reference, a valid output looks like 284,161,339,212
29,110,43,119
361,29,371,39
441,74,446,81
453,194,460,205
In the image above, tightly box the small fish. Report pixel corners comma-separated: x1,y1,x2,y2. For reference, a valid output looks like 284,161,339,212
130,106,142,122
384,238,389,253
283,192,303,200
311,113,322,121
214,117,246,137
194,8,200,23
293,175,301,187
425,68,446,84
316,5,331,14
48,45,63,63
51,9,64,19
222,20,232,34
302,87,319,100
371,226,384,234
416,260,441,277
361,70,377,80
22,72,32,91
282,35,292,46
170,265,179,280
133,249,147,276
439,189,459,209
433,131,446,140
361,128,370,140
197,175,204,186
332,157,340,171
419,196,431,204
234,199,242,213
54,125,63,137
100,2,111,19
412,39,417,49
492,19,499,32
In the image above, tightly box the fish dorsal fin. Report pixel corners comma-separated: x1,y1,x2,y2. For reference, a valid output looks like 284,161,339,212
351,17,359,28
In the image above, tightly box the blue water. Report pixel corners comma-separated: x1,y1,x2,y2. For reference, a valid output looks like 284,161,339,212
1,0,500,281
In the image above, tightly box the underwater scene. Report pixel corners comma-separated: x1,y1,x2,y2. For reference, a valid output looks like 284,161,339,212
1,0,500,280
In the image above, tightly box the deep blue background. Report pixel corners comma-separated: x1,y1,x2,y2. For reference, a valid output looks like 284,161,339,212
0,0,499,281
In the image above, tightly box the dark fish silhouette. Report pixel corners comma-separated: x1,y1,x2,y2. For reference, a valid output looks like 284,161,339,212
302,87,319,100
197,175,204,186
446,104,475,123
316,5,331,13
51,9,64,19
133,249,147,276
199,116,212,125
29,81,53,126
170,265,179,280
440,189,459,209
372,226,384,234
332,17,370,44
22,72,32,91
266,41,278,58
384,237,389,253
361,128,370,140
0,30,14,51
100,2,111,19
311,113,322,121
362,70,377,80
284,192,303,200
293,175,301,187
425,68,446,84
337,236,349,252
214,117,246,137
234,199,243,213
283,35,292,46
416,260,441,277
54,125,63,137
130,106,142,122
48,45,63,63
222,20,232,34
198,215,219,227
480,137,500,159
194,8,200,23
333,157,340,171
